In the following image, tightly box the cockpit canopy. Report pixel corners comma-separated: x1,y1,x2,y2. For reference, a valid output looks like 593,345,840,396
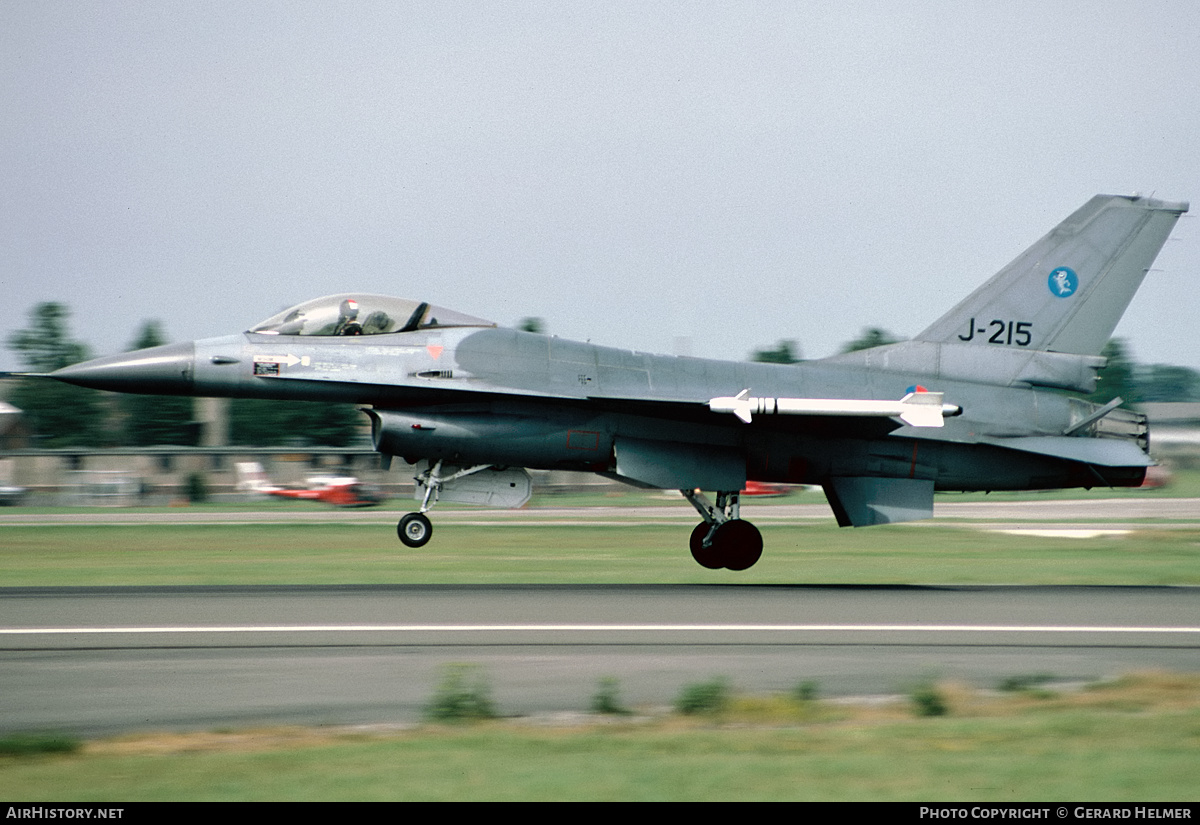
249,294,494,337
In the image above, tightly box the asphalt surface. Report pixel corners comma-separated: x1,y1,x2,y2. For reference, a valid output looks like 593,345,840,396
2,582,1197,736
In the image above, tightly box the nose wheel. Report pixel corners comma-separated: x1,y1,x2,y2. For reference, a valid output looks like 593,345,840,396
398,512,432,547
682,490,763,570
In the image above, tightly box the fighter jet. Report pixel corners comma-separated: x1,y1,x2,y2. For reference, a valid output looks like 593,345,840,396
42,194,1188,570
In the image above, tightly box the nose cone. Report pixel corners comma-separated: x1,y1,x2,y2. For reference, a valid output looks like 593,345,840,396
50,341,195,395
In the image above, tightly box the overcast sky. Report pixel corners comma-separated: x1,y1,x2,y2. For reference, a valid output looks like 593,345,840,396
3,1,1198,374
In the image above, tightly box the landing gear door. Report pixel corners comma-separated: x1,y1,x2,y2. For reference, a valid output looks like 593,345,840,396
413,465,533,509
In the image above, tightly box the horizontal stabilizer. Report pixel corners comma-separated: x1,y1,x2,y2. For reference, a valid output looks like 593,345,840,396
822,477,934,527
981,436,1152,468
709,390,960,427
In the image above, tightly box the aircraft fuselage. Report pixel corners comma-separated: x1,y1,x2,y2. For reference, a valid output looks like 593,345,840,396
54,324,1134,495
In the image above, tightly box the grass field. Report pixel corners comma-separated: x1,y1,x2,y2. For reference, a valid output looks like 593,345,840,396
1,673,1197,801
1,520,1199,585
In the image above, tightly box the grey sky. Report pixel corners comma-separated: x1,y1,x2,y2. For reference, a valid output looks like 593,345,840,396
3,1,1198,373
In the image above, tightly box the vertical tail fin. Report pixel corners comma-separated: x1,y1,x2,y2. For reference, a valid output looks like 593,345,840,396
916,195,1188,356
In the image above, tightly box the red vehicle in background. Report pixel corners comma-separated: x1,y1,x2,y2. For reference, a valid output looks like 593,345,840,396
741,480,793,497
236,462,385,508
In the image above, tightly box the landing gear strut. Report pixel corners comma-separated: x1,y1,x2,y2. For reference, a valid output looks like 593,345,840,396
396,460,492,548
682,489,763,571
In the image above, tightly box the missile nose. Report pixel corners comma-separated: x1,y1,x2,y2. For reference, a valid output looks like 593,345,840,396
49,341,196,395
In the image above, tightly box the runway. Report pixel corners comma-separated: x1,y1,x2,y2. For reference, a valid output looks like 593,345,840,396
2,583,1197,736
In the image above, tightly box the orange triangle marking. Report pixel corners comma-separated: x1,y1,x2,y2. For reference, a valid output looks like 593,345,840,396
426,345,444,360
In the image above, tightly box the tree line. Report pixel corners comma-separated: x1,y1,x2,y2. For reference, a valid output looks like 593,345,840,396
5,304,1198,448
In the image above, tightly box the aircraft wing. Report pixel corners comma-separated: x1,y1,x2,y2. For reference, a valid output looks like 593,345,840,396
977,435,1154,467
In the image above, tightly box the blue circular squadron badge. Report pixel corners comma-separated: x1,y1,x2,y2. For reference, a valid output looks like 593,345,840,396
1047,266,1078,298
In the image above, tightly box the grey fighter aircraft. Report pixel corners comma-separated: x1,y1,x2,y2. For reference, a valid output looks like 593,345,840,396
42,194,1188,570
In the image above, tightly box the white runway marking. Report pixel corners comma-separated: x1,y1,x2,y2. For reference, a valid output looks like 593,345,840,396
3,624,1198,635
992,529,1132,539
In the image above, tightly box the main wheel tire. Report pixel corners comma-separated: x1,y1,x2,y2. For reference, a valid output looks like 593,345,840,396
689,522,725,569
714,519,763,571
398,512,433,548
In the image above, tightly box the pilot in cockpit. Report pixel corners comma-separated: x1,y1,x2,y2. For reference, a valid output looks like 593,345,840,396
335,299,363,335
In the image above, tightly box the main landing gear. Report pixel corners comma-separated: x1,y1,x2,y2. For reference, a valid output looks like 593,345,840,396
396,460,493,548
682,489,763,571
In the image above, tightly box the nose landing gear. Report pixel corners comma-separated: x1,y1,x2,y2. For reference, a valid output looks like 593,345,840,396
682,489,763,571
396,460,494,548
